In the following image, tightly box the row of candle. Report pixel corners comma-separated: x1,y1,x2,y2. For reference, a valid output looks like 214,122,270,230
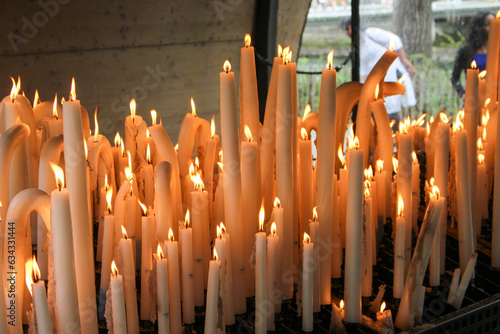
2,17,500,332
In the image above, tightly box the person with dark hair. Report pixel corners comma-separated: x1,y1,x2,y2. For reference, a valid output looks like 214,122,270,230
451,11,495,98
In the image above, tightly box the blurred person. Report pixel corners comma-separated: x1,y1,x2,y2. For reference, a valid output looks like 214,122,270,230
451,11,494,99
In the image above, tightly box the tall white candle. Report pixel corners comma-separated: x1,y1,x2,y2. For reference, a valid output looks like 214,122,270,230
394,196,405,299
220,61,246,312
205,249,221,334
302,233,314,332
179,211,195,324
239,34,260,140
99,189,114,320
362,186,373,297
110,261,127,334
266,222,278,330
165,230,182,333
139,203,153,320
118,226,139,334
62,81,98,333
299,128,314,244
309,209,320,313
155,245,170,334
27,257,52,334
255,208,267,334
398,125,413,278
344,147,364,323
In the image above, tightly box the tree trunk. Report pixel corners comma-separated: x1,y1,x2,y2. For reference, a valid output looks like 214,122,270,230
392,0,433,58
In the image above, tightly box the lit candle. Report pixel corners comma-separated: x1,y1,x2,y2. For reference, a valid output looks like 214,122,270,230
477,153,486,233
362,185,373,297
62,78,98,333
299,128,314,242
179,210,195,324
241,125,261,297
266,222,278,330
99,188,114,320
411,152,420,236
376,302,394,333
395,185,444,330
205,248,220,334
203,116,220,222
302,232,313,332
485,12,500,113
155,245,170,334
255,206,267,334
338,148,348,248
239,34,260,141
220,60,246,312
344,145,364,323
124,98,147,172
309,208,320,313
316,50,336,306
394,195,405,299
219,223,235,325
26,256,52,334
109,260,127,334
49,93,63,137
137,143,154,209
118,226,139,333
165,229,182,332
271,197,284,311
49,162,80,332
139,202,153,320
330,301,344,332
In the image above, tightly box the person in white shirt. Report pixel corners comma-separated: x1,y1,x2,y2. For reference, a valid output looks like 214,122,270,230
343,19,417,124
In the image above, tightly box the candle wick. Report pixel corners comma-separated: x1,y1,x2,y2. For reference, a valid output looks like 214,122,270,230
58,184,62,191
54,115,58,120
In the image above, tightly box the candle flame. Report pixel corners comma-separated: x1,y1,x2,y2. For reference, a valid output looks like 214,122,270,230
50,161,65,189
244,33,251,47
364,179,371,190
302,104,312,122
389,36,396,52
195,156,200,168
151,109,157,126
392,157,399,174
26,258,33,296
214,248,219,261
380,302,386,313
189,161,196,177
278,44,283,58
478,153,485,165
9,77,17,101
244,125,253,142
482,127,487,142
127,150,132,169
273,197,281,208
374,83,380,100
271,222,277,235
301,127,308,140
414,113,427,127
376,159,384,173
471,60,477,70
398,195,404,217
130,98,136,120
105,186,113,212
120,138,125,156
218,149,223,162
121,225,128,239
259,202,265,232
398,73,407,84
478,138,483,150
303,232,311,243
426,121,430,136
353,136,359,150
412,151,418,164
174,143,179,154
192,173,205,191
496,9,500,19
327,49,334,69
190,97,197,117
211,115,216,138
312,206,318,221
224,60,231,73
33,90,40,108
53,93,59,118
138,200,147,216
84,139,88,160
168,228,174,241
485,98,491,109
185,209,190,228
70,77,76,101
340,300,344,310
399,120,408,134
364,187,370,198
146,143,151,164
157,244,164,259
217,225,222,239
364,166,373,180
220,222,226,234
283,46,290,64
93,106,99,142
217,162,223,173
431,185,440,200
124,166,133,183
338,145,346,167
439,111,449,124
479,70,487,79
111,260,119,277
453,114,464,132
32,255,41,283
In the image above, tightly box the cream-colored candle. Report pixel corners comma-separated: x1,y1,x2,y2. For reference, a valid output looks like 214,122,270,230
118,226,139,334
155,245,170,334
266,222,278,330
205,249,221,334
271,198,284,311
455,127,475,272
374,160,387,233
316,51,336,305
110,261,127,334
62,81,98,333
190,175,210,304
99,189,114,320
49,165,80,333
309,209,320,313
139,203,153,320
203,117,219,222
411,153,420,235
180,211,195,324
477,154,486,234
302,233,314,332
338,152,348,247
241,125,261,297
362,186,373,297
26,257,52,334
165,230,182,333
220,60,246,312
299,128,314,242
137,144,154,209
394,196,405,299
376,302,394,333
214,226,228,328
344,148,364,323
255,209,267,334
124,99,147,172
239,34,260,141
